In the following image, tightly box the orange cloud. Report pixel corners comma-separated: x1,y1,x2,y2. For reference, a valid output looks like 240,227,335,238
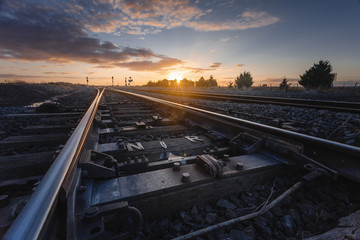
185,11,279,31
43,72,70,75
114,57,183,71
79,1,279,35
210,62,222,68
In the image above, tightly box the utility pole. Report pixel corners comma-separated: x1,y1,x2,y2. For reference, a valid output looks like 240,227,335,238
125,77,127,87
112,76,114,86
86,77,88,85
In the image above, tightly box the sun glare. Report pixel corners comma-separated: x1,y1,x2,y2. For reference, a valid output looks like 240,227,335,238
168,72,183,82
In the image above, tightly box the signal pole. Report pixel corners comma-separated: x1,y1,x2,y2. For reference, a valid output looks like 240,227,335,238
112,76,114,86
86,77,88,85
125,77,127,87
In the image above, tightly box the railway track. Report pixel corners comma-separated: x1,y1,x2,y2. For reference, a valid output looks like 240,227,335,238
1,88,360,239
135,89,360,114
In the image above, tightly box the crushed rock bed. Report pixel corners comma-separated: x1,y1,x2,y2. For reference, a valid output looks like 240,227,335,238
0,87,97,143
190,100,360,147
123,90,360,239
138,87,360,102
0,83,94,107
139,173,360,240
133,91,360,147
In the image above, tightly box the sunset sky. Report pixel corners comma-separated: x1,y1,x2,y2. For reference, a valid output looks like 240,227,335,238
0,0,360,86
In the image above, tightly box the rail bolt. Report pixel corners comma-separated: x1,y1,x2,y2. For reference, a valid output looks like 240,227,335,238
182,173,190,183
236,163,244,170
85,206,98,219
223,154,230,162
173,162,181,171
77,185,87,193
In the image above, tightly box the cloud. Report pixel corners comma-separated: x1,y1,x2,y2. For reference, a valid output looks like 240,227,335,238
0,1,182,72
43,72,70,75
219,37,230,43
185,10,279,31
0,73,77,79
0,0,279,75
113,1,279,33
180,62,222,73
209,49,216,53
210,62,222,68
182,66,212,73
93,65,116,69
236,64,244,67
0,4,150,63
115,57,183,71
1,1,279,39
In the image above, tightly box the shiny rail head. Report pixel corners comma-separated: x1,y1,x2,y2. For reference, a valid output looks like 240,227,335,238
4,89,104,240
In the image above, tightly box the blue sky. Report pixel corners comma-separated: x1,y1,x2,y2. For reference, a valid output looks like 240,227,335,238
0,0,359,86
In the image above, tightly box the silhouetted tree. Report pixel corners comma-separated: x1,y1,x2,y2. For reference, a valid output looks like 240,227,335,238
180,78,195,87
145,79,170,87
169,80,177,87
207,75,218,87
235,71,254,89
160,79,170,87
299,60,336,90
227,81,234,88
196,76,207,87
146,80,156,87
279,77,291,91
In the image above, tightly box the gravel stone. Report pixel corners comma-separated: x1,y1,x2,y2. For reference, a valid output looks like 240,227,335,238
253,216,272,239
253,185,265,191
205,203,213,212
243,225,256,239
172,218,182,232
180,212,194,226
229,230,253,240
192,213,204,224
191,205,199,214
319,209,335,222
332,191,349,203
205,213,217,224
217,199,237,210
271,205,283,217
225,209,237,219
281,214,296,236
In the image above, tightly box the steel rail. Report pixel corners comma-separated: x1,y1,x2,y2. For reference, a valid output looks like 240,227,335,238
4,88,104,240
111,88,360,177
135,89,360,114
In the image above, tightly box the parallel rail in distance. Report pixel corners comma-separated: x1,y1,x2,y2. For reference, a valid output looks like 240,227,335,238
111,88,360,182
135,89,360,114
4,89,104,240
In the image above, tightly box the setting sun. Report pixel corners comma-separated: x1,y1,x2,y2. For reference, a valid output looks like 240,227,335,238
168,72,183,82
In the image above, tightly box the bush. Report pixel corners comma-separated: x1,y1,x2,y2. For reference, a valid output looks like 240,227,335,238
179,78,194,87
145,79,171,87
235,71,254,89
207,75,218,87
195,76,218,87
279,77,291,91
299,60,336,90
196,76,207,87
